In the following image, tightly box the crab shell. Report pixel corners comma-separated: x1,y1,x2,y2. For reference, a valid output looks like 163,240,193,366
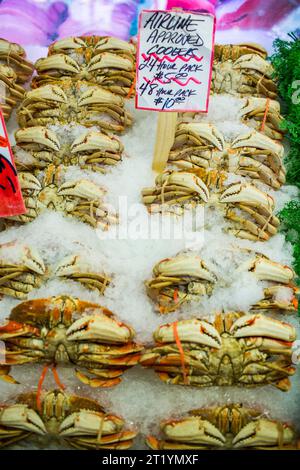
146,255,216,313
0,38,34,83
140,312,296,391
142,171,209,210
146,403,298,450
14,127,123,174
0,64,26,120
32,51,135,96
5,164,117,229
0,389,137,449
214,43,268,62
17,81,133,132
49,36,136,61
239,97,284,140
169,122,285,190
0,296,143,387
212,53,277,99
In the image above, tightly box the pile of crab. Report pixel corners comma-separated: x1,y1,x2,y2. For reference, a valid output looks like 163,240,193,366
0,38,34,121
1,35,137,232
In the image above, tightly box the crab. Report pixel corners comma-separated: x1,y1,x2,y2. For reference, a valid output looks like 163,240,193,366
17,81,133,132
140,312,296,391
3,165,117,229
32,51,135,97
0,64,25,120
0,295,143,387
239,98,284,140
219,182,279,241
212,51,277,99
214,43,268,62
168,123,285,189
146,403,298,450
146,252,297,314
142,174,279,241
141,171,210,209
0,38,34,83
14,127,124,173
0,389,137,449
48,36,136,62
0,244,111,300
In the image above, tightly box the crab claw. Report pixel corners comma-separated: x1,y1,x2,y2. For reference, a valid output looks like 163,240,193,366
59,410,123,437
0,404,46,435
57,179,105,200
230,314,296,342
162,417,225,446
18,172,41,191
71,131,122,154
177,122,225,150
0,320,39,339
155,319,221,349
66,314,135,343
0,365,19,384
88,52,133,72
157,172,209,203
241,256,295,283
220,182,274,210
35,55,80,74
15,127,61,151
233,419,295,448
24,85,67,104
51,37,87,52
231,130,283,156
78,87,123,107
94,36,135,54
21,246,46,275
153,255,217,283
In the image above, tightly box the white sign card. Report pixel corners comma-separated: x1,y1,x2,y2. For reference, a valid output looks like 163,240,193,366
136,10,216,112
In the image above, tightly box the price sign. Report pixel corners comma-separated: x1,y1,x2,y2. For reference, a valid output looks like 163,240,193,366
136,9,215,112
0,110,25,217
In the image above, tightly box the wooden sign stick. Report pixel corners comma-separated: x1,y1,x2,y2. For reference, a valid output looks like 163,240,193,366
152,111,178,172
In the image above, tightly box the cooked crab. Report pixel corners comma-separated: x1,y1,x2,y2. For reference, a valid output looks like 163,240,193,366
140,312,296,390
0,244,45,299
0,38,34,83
219,182,279,241
33,51,135,97
0,296,143,387
14,127,124,173
17,81,132,132
3,165,117,229
142,171,209,210
146,255,216,313
48,36,136,62
147,403,298,450
239,98,284,140
142,174,279,241
146,252,297,314
212,51,277,99
0,64,25,120
0,244,111,300
214,43,268,62
168,123,285,189
0,389,137,449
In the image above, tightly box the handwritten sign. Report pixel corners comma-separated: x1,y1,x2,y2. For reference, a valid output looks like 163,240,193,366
136,10,215,112
0,110,25,217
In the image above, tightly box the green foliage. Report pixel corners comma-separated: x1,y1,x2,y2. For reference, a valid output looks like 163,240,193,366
278,201,300,277
271,34,300,188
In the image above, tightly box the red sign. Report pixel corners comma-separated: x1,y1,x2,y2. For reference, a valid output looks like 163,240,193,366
0,110,26,217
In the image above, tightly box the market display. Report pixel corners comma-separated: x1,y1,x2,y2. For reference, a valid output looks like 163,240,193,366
0,28,299,451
